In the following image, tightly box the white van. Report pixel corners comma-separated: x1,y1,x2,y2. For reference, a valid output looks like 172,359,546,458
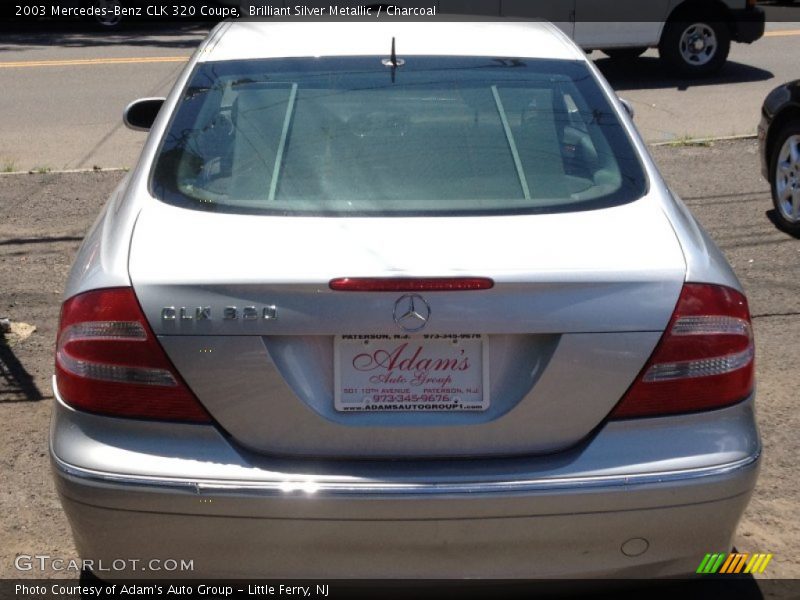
477,0,766,76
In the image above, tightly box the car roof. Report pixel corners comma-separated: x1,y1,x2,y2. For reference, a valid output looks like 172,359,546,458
199,20,586,63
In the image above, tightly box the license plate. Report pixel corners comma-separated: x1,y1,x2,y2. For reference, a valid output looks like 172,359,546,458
334,334,489,413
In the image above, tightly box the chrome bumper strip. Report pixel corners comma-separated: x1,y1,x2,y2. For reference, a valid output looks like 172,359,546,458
51,451,760,498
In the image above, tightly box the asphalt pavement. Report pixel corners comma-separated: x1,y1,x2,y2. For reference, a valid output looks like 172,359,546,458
0,24,206,172
594,21,800,144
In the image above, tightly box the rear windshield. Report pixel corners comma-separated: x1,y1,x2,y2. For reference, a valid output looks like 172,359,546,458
151,56,647,216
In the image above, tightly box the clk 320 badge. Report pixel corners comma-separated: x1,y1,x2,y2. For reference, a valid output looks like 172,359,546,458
161,306,278,321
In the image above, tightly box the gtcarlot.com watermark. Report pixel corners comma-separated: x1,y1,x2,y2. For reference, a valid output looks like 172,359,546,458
15,554,194,573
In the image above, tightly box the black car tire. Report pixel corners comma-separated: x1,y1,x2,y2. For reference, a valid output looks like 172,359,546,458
659,19,730,77
602,47,648,61
769,119,800,235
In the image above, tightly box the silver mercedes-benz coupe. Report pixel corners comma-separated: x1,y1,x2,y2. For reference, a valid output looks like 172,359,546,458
50,20,760,579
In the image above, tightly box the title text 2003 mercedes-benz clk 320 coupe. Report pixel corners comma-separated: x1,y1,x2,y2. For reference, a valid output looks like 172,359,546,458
50,21,760,578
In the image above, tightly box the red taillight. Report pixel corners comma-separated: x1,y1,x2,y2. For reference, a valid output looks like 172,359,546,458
55,288,211,423
329,277,494,292
610,283,754,419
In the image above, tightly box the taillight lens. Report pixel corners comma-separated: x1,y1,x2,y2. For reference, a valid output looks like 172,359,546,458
610,283,754,419
55,288,211,423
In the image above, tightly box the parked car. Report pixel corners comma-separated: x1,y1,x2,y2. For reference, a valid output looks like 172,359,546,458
278,0,766,76
51,20,759,579
759,79,800,235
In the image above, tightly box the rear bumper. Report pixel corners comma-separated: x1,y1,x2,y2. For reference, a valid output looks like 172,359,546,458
729,7,765,44
50,397,760,579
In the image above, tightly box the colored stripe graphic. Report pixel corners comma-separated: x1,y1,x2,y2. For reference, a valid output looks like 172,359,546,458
711,553,727,573
759,554,773,573
696,554,713,574
733,553,749,574
744,554,774,574
720,553,749,573
702,554,720,573
700,553,774,574
700,553,727,574
745,554,772,573
744,554,761,574
719,554,736,573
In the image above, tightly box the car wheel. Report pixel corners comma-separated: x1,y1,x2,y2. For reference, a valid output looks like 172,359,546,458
602,47,648,61
769,120,800,235
659,20,730,76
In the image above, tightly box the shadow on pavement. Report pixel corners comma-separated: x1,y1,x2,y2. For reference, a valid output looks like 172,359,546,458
0,335,44,403
766,209,800,239
0,21,211,50
0,235,83,247
596,56,774,91
758,0,800,20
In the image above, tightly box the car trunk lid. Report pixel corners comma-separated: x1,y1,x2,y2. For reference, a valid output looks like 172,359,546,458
129,194,685,458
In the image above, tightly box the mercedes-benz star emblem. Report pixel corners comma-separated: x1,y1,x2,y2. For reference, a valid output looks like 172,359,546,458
393,294,431,332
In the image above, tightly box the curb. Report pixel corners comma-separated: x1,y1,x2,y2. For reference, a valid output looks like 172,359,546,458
0,167,129,176
650,133,759,147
